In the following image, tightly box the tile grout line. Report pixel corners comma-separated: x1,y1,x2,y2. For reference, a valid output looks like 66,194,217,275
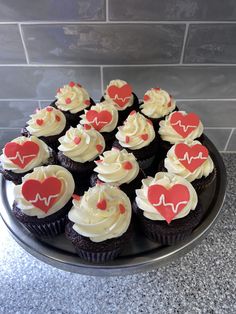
179,23,189,64
106,0,109,22
100,66,104,95
224,128,235,151
18,23,30,64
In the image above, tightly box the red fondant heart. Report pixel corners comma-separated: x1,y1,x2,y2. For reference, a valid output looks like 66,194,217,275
22,177,62,213
119,203,126,214
175,143,209,173
86,110,112,131
170,112,200,138
4,141,39,169
96,144,103,153
141,134,148,141
147,184,190,223
36,119,44,126
107,84,132,108
97,199,107,210
122,161,133,170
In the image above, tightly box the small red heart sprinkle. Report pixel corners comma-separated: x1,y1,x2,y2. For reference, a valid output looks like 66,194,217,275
73,136,81,145
57,88,61,93
46,106,53,112
96,144,103,153
56,115,61,122
130,110,136,115
123,161,133,170
69,81,75,87
72,194,80,201
36,119,44,126
141,134,148,141
84,124,91,130
97,199,107,210
84,99,90,106
119,204,126,214
143,94,150,102
77,83,82,88
125,136,130,143
154,87,160,91
65,98,72,104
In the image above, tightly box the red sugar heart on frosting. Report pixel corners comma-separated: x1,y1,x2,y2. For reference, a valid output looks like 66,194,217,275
97,199,107,210
96,144,103,153
141,134,148,141
175,143,209,173
84,99,91,106
147,184,190,224
56,115,61,122
86,110,112,131
125,136,130,144
65,98,72,104
4,141,39,169
73,136,81,145
69,81,75,87
119,203,126,214
36,119,44,126
143,94,150,102
46,106,53,112
22,177,62,213
170,112,200,138
122,161,133,170
107,84,132,108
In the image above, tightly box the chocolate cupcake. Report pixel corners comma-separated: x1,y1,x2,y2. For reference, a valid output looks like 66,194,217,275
80,100,119,148
57,124,105,190
140,87,177,131
90,147,145,199
66,184,132,263
159,140,216,192
0,136,56,185
51,81,95,127
101,79,139,124
21,106,68,150
134,172,203,245
13,165,75,237
114,111,158,169
158,111,204,153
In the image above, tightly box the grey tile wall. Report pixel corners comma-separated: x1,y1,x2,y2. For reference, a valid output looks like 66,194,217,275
0,129,21,150
227,129,236,151
204,129,232,151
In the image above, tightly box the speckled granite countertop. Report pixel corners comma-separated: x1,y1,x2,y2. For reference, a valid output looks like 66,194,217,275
0,153,235,314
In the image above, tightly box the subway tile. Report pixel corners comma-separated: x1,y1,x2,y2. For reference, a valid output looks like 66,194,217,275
109,0,236,21
0,0,105,21
22,24,185,65
103,66,236,99
204,129,231,151
0,25,26,64
178,101,236,127
0,67,101,100
0,101,38,128
227,129,236,151
184,24,236,64
0,129,21,150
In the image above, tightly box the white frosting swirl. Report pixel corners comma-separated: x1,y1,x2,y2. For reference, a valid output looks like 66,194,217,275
115,111,155,150
58,124,105,163
159,111,203,144
55,82,91,113
68,184,131,242
14,165,75,219
135,172,198,221
164,141,214,182
104,79,134,111
26,106,66,137
80,100,118,132
94,148,139,186
140,88,176,118
0,136,51,174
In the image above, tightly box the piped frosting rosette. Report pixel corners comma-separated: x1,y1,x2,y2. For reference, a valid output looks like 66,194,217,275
115,111,155,150
135,172,198,223
0,136,50,174
80,100,118,133
26,106,66,137
68,184,132,242
14,165,75,219
164,140,214,182
159,111,203,144
140,87,176,119
94,148,139,186
55,81,91,113
104,79,134,111
58,124,105,163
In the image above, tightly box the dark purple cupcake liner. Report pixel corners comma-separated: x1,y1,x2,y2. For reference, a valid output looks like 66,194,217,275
74,246,122,263
138,155,155,170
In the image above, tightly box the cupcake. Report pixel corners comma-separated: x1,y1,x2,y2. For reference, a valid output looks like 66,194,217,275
57,124,105,189
51,81,95,127
90,147,145,199
133,172,203,245
21,106,67,150
158,111,204,152
158,141,216,192
80,100,118,148
113,111,158,169
101,79,139,124
65,184,132,263
140,87,177,131
13,165,75,237
0,136,56,185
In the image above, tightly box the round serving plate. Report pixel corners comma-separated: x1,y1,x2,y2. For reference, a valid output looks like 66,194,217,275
0,136,227,276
